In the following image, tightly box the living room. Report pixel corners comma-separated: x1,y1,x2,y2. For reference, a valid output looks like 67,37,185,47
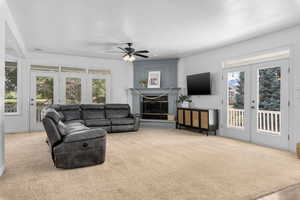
1,0,300,199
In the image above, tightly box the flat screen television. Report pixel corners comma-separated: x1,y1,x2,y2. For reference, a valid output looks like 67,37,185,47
187,72,211,95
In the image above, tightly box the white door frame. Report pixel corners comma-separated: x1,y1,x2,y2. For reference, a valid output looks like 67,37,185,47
30,71,59,131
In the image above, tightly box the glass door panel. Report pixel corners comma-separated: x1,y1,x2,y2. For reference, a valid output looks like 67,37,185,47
251,60,289,150
92,79,106,104
87,74,111,104
257,67,281,134
227,71,245,129
60,73,85,104
36,77,54,122
65,77,82,104
222,67,251,142
30,71,58,131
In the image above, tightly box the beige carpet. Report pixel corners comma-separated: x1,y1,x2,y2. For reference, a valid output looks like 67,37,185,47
1,128,300,200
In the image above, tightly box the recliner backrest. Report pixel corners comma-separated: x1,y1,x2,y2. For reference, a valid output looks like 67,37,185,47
59,105,81,121
81,104,106,120
43,109,63,146
105,104,130,119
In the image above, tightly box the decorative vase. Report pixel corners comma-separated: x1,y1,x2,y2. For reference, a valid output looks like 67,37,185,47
181,101,189,108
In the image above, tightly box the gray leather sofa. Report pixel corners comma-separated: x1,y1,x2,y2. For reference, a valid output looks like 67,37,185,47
42,104,140,169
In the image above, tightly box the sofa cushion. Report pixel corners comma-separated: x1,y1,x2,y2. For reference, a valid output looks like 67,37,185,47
60,104,80,111
81,104,106,120
111,118,134,125
85,119,111,127
45,109,63,124
57,105,81,121
57,121,68,136
82,110,105,120
81,104,105,110
64,120,84,126
105,104,130,119
61,110,81,121
59,122,89,136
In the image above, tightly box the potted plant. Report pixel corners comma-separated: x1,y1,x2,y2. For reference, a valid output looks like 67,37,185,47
177,94,192,108
139,79,148,88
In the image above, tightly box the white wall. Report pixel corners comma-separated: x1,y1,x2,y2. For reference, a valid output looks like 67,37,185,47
178,25,300,152
0,0,27,175
0,0,6,176
4,52,134,133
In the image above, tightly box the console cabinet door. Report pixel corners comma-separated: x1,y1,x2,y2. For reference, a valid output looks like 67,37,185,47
184,110,191,126
200,111,209,129
178,109,184,124
192,111,200,128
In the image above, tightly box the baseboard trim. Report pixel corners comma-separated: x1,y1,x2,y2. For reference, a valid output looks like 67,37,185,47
0,165,5,176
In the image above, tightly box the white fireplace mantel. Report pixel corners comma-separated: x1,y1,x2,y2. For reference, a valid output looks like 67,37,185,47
129,88,181,115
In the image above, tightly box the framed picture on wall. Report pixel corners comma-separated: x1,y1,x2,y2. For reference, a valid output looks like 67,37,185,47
148,71,161,88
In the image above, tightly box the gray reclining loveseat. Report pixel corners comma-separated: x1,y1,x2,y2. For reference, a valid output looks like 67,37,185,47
42,104,140,169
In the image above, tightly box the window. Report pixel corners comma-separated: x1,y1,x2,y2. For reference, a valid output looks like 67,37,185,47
92,79,106,104
5,62,18,113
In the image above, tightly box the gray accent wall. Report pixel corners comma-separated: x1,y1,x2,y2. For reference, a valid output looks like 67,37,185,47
131,59,179,116
133,59,178,88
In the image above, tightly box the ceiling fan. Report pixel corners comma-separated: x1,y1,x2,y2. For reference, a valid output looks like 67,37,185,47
118,43,150,62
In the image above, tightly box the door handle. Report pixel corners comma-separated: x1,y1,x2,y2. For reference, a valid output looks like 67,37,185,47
30,103,34,106
251,106,255,109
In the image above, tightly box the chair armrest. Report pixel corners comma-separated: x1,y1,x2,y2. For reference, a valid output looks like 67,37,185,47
129,113,141,131
129,113,141,118
63,129,106,143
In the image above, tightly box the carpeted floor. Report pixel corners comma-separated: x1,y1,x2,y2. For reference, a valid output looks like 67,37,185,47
1,128,300,200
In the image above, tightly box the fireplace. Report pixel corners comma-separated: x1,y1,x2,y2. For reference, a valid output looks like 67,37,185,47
141,96,168,120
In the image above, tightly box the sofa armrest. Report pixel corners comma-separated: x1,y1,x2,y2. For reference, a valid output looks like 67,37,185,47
63,128,106,143
129,113,141,131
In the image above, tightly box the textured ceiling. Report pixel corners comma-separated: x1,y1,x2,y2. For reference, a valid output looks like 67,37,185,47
7,0,300,60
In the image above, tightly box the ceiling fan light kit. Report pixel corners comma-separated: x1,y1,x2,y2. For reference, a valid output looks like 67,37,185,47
118,43,150,62
123,54,136,62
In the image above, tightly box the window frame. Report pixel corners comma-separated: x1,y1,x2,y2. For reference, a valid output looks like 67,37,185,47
4,59,21,116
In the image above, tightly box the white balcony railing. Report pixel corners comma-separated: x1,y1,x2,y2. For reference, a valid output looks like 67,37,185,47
228,108,245,128
257,110,281,135
228,108,281,135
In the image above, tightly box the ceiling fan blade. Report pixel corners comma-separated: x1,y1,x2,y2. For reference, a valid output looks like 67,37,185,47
102,50,124,54
118,47,127,52
134,53,149,58
134,50,149,54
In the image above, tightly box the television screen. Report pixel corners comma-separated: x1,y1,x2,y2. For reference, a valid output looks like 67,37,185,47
187,72,211,95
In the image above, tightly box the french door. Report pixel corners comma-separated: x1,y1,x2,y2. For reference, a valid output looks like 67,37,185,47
30,71,59,131
30,70,111,131
222,60,289,150
60,73,87,104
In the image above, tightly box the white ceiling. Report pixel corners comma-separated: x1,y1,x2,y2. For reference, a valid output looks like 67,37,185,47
7,0,300,60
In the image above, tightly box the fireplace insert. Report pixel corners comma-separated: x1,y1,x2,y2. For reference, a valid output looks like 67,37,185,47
141,96,168,120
